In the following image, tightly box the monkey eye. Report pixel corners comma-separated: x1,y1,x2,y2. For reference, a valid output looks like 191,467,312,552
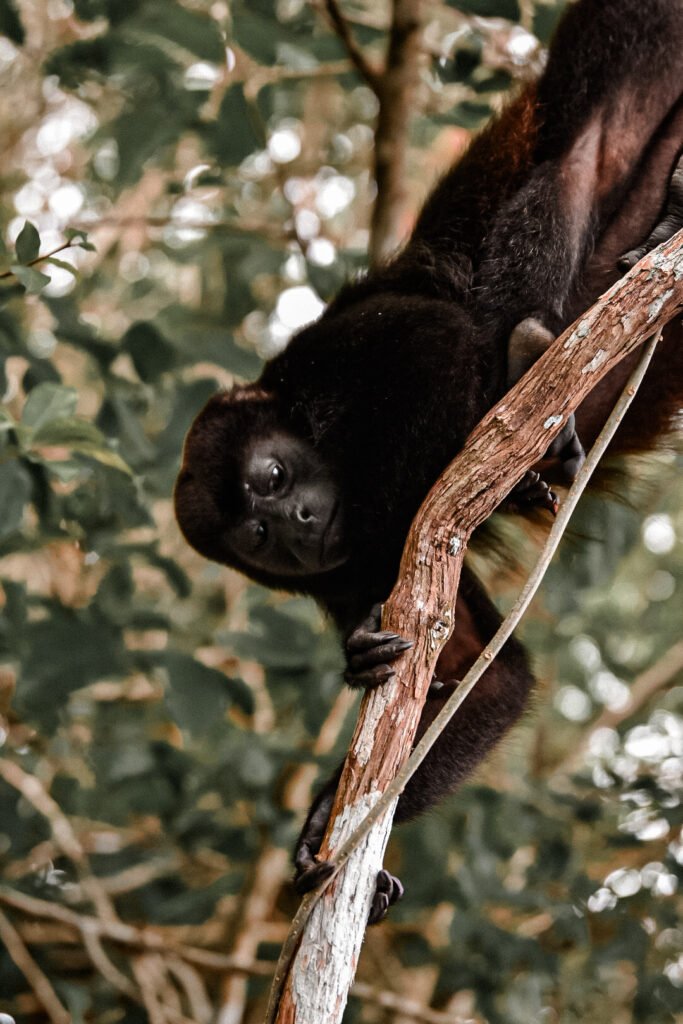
269,464,285,492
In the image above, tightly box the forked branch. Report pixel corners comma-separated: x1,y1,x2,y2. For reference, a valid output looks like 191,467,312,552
268,230,683,1023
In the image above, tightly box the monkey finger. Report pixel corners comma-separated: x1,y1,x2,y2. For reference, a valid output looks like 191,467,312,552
619,161,683,271
376,869,404,903
368,892,390,925
620,214,683,270
511,470,558,514
346,628,402,652
294,859,335,895
369,870,404,925
344,665,396,689
348,639,413,671
618,245,648,272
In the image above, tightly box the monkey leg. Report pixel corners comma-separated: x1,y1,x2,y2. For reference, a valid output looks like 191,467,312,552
619,153,683,270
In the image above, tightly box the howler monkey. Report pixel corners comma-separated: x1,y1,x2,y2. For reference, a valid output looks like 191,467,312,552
175,0,683,923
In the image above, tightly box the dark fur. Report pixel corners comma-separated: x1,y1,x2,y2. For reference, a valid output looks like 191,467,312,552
176,0,683,833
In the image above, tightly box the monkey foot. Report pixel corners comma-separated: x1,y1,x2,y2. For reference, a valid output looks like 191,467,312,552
295,860,403,925
510,470,559,515
344,603,414,689
369,869,404,925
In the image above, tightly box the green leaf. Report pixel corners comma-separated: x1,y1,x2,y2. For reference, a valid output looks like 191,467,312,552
45,257,79,277
162,651,254,734
15,221,40,264
208,84,265,166
64,228,96,251
10,265,51,294
130,2,225,62
44,460,84,483
25,415,133,475
31,416,104,446
0,0,25,44
17,608,128,729
121,321,176,381
0,460,32,538
21,383,78,432
0,406,15,431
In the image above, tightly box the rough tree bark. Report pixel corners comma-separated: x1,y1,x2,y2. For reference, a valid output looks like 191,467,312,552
270,232,683,1024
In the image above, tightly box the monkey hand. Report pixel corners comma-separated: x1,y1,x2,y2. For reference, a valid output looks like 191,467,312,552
619,154,683,271
510,469,560,515
294,785,404,924
344,603,414,688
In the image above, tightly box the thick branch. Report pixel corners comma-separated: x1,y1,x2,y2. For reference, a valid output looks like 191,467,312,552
270,231,683,1023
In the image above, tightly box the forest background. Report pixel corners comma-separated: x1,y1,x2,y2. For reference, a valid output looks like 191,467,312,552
0,1,681,1022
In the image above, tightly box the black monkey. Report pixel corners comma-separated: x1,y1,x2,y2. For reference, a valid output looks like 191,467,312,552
175,0,683,923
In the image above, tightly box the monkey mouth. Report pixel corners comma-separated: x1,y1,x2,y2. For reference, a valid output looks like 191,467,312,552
319,501,346,566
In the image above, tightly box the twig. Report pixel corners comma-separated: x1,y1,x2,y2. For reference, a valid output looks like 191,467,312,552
81,919,138,999
0,241,81,279
167,957,213,1024
132,955,171,1024
316,0,382,90
0,907,70,1024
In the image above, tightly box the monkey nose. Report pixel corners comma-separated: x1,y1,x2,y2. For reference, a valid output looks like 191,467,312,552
295,505,315,524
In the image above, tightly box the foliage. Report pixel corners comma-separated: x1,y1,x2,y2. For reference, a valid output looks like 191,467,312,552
0,1,681,1022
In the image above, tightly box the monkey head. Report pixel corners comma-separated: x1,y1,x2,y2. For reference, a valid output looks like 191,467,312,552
174,388,349,582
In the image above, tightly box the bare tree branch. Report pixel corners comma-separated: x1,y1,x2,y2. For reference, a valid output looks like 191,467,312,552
369,0,424,264
267,232,683,1023
317,0,382,90
0,907,70,1024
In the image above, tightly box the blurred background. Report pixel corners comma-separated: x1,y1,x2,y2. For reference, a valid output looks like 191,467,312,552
0,0,681,1021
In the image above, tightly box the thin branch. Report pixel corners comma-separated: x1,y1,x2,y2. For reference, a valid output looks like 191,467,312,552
166,957,213,1024
0,907,70,1024
0,884,461,1022
267,226,683,1023
315,0,382,90
351,983,470,1024
369,0,425,264
0,758,117,924
0,886,273,976
0,240,83,279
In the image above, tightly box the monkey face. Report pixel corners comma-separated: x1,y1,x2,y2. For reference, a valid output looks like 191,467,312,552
175,405,348,578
